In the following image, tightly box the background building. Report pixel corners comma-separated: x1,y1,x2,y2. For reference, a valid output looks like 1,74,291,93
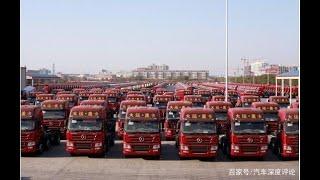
21,67,27,89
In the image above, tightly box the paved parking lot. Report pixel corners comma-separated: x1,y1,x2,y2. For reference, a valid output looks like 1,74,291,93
21,140,299,180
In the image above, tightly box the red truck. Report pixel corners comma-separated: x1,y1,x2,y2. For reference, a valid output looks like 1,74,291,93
183,95,204,107
269,96,290,109
164,101,192,140
126,94,146,102
153,94,174,129
123,107,161,159
211,95,231,103
66,106,112,157
290,102,299,108
21,100,30,105
236,95,260,108
174,89,193,101
21,105,52,155
205,101,232,135
56,94,79,109
195,89,212,103
221,108,268,159
116,100,147,139
41,100,70,142
251,102,280,135
270,108,299,159
78,91,92,101
105,92,120,115
176,108,218,159
35,94,55,106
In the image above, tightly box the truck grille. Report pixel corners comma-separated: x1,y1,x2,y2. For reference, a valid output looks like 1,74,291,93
237,137,263,143
74,142,92,149
287,136,299,145
72,134,96,141
186,137,210,144
241,145,259,152
190,146,208,153
129,136,154,143
132,145,150,151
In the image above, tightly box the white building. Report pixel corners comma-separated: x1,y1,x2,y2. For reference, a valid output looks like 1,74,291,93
250,61,269,76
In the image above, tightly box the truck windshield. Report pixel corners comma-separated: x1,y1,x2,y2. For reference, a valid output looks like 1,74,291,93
215,112,227,121
124,120,159,133
264,113,278,121
68,102,75,107
285,122,299,134
21,120,35,131
118,110,126,119
233,121,266,134
68,119,102,131
80,96,88,101
192,102,204,107
43,110,65,119
181,121,216,134
154,102,167,109
167,111,180,120
108,97,117,103
242,102,252,107
279,103,289,108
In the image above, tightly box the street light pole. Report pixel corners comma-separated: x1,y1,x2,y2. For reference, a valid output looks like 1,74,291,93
225,0,228,102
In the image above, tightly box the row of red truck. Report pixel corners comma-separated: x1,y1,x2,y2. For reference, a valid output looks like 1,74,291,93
21,81,299,160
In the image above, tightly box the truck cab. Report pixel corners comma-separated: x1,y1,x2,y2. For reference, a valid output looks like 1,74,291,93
141,88,153,104
236,95,260,107
221,108,268,159
183,95,204,107
78,91,92,102
153,95,174,128
164,101,192,140
270,108,299,159
155,88,166,95
21,105,52,155
21,100,30,105
205,101,232,135
251,102,280,135
41,100,70,142
290,102,299,108
227,90,238,106
123,107,161,159
28,91,44,105
211,95,231,103
116,100,147,139
56,94,79,109
72,88,85,95
105,92,120,115
269,96,290,109
196,89,212,103
126,94,146,102
35,94,55,106
176,108,218,159
66,106,111,157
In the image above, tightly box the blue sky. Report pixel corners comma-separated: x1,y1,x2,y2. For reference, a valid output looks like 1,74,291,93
20,0,299,75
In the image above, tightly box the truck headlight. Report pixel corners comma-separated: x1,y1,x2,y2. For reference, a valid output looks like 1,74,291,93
261,145,268,151
66,141,74,147
153,144,160,149
231,144,239,150
27,141,35,146
284,145,292,151
180,144,189,151
123,143,131,149
210,145,218,151
95,142,103,147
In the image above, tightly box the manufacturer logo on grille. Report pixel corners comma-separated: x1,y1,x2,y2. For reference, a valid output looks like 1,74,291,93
247,137,253,143
196,138,202,143
81,134,86,140
139,137,144,142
